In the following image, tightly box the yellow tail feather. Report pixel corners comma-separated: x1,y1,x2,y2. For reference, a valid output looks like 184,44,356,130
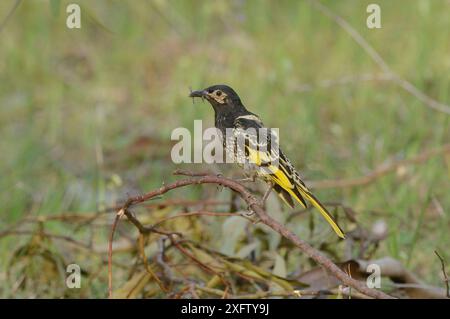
299,189,345,239
270,175,307,209
284,186,307,209
273,185,295,208
247,147,345,238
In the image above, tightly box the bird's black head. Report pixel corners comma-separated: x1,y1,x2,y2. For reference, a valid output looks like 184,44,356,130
189,84,246,114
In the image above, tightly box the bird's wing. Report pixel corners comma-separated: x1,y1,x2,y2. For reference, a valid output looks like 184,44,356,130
279,149,345,238
233,115,308,208
233,115,345,239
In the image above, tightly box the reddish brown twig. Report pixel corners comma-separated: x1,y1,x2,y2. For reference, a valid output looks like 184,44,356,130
137,234,167,292
152,211,250,228
107,208,182,298
108,213,121,298
170,239,226,283
0,229,92,250
145,199,228,209
109,169,393,299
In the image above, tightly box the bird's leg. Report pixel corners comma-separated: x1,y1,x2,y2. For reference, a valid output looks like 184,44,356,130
241,206,260,224
242,184,272,223
216,174,224,191
261,183,274,207
243,206,255,217
236,172,257,183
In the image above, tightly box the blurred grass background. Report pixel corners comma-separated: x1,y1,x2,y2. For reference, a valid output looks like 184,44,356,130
0,0,449,297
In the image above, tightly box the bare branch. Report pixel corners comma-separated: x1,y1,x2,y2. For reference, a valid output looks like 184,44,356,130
110,170,394,299
108,213,121,298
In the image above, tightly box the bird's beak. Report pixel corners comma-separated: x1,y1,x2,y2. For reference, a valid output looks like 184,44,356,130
189,89,207,98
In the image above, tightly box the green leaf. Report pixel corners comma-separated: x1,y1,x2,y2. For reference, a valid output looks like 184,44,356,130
272,253,287,278
112,271,151,299
220,216,247,256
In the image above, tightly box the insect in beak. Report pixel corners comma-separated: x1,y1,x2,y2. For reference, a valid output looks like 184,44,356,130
189,88,207,103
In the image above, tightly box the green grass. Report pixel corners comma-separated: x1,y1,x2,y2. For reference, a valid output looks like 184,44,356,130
0,0,449,297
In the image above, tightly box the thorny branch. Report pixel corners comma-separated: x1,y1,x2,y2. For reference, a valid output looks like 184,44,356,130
108,169,394,299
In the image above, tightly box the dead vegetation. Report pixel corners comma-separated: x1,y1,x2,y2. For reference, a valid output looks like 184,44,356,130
1,0,449,300
2,146,448,298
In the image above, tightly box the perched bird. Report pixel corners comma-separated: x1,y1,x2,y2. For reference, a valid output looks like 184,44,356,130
189,84,345,239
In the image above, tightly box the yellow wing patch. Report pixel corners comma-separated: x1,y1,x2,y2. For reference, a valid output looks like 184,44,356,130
247,148,292,187
246,147,271,166
236,123,345,239
246,147,305,207
271,166,293,189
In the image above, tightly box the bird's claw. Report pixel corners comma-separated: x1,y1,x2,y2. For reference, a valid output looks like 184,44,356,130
244,209,255,217
236,174,256,183
241,206,261,224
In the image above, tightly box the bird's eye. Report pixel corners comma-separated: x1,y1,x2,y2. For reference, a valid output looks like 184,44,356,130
216,90,222,96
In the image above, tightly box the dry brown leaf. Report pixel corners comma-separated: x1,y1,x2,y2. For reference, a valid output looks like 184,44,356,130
112,271,151,299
